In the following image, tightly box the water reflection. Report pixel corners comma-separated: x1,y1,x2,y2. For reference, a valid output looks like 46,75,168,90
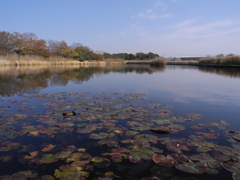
199,66,240,78
0,65,105,97
0,64,165,97
0,64,240,97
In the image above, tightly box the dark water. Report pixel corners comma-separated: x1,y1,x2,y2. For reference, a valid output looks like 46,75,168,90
0,64,240,180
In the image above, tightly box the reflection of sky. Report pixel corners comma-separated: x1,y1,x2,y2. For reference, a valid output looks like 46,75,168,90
40,66,240,107
38,65,240,129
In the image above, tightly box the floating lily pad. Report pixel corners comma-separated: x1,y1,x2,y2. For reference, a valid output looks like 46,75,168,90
233,172,240,180
232,134,240,142
9,170,38,180
42,144,56,152
39,154,58,164
36,175,56,180
152,154,176,166
90,132,109,139
221,160,240,173
150,127,171,134
92,157,111,168
54,165,87,180
24,151,38,159
62,111,76,116
175,163,205,174
189,153,220,168
0,155,12,162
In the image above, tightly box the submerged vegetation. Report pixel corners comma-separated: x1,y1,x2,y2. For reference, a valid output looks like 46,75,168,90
0,92,239,179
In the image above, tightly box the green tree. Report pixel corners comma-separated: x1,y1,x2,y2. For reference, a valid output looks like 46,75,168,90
216,54,224,57
226,53,234,57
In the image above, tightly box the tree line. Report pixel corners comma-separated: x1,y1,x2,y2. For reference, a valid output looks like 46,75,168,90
102,52,160,60
0,31,160,61
0,31,104,60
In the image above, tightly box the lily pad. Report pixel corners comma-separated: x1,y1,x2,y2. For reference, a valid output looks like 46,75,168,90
0,155,12,162
233,172,240,180
221,160,240,173
175,163,205,174
42,144,56,152
152,154,177,166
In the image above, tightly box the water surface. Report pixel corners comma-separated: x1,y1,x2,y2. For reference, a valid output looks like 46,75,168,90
0,64,240,180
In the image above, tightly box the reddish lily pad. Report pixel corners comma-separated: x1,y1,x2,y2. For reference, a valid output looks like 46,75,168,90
152,154,177,166
42,144,56,152
221,160,240,173
24,151,38,159
150,127,171,134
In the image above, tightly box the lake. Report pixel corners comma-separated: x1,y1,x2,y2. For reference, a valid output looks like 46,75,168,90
0,64,240,180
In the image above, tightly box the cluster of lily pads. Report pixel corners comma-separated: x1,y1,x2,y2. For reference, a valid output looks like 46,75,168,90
0,92,240,180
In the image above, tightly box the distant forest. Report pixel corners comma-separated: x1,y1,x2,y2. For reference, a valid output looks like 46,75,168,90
0,31,160,61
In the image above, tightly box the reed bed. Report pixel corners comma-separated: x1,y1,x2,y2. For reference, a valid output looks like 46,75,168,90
149,57,166,66
103,58,125,64
199,56,240,66
0,54,106,66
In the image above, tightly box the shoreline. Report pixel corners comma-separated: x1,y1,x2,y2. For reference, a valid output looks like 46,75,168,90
166,61,240,67
0,60,106,66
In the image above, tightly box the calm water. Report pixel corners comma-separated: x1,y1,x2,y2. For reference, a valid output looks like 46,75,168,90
0,64,240,180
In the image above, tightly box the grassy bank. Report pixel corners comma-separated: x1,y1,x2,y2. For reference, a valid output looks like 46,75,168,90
199,56,240,66
125,57,166,66
0,54,106,66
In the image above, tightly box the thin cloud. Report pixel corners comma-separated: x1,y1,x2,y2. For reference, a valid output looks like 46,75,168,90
168,19,240,40
131,11,173,20
174,19,197,28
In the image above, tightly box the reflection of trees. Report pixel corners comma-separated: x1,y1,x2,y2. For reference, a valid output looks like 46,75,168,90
0,66,105,97
104,64,165,74
0,64,165,97
0,72,49,96
199,66,240,78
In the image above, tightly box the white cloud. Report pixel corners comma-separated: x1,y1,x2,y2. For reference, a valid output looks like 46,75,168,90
154,0,168,11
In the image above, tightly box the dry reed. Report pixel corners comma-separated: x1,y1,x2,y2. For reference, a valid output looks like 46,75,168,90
199,56,240,66
0,54,106,66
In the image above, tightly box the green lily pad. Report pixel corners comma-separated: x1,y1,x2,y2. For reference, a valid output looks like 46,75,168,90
39,154,58,164
233,172,240,180
189,153,220,168
175,163,205,174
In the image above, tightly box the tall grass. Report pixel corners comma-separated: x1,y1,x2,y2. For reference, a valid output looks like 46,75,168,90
199,56,240,66
0,54,106,66
149,57,166,66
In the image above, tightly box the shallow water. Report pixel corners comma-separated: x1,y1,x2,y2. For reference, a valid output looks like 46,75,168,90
0,64,240,180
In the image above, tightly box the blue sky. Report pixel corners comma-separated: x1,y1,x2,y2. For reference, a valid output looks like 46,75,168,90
1,0,240,57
